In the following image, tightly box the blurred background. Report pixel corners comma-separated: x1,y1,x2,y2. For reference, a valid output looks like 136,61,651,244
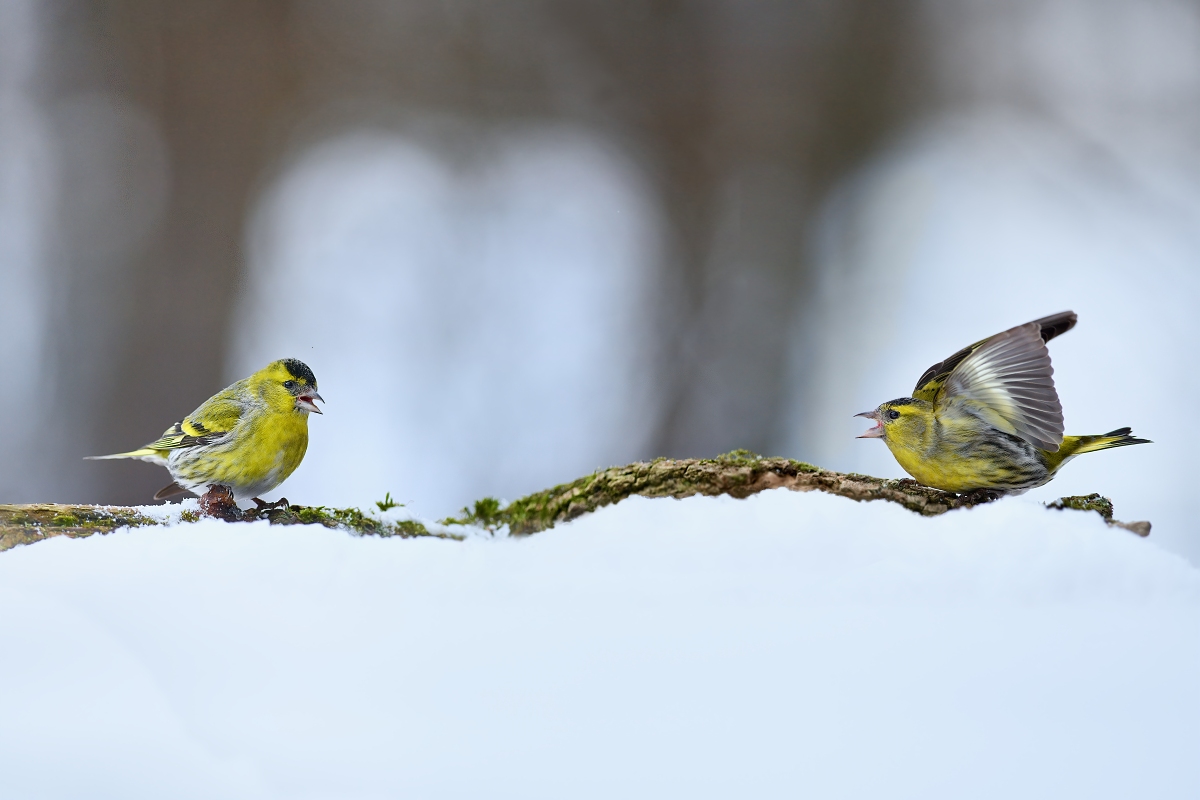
1,0,1197,562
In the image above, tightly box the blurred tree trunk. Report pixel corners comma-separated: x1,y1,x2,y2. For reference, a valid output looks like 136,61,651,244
40,0,299,504
36,0,922,504
558,1,921,457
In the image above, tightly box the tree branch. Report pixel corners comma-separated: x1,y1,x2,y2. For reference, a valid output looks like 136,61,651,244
1,452,1149,552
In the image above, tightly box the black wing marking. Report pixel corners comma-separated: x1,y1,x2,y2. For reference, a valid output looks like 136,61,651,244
913,311,1077,401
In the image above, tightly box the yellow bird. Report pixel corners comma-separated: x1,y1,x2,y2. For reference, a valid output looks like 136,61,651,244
855,312,1148,494
88,359,323,502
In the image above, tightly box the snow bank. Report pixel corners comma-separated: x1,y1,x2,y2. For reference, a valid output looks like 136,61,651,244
1,490,1197,799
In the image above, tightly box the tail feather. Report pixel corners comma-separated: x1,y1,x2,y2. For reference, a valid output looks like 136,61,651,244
1073,427,1153,454
84,448,168,465
1047,427,1150,471
85,449,158,460
154,481,190,500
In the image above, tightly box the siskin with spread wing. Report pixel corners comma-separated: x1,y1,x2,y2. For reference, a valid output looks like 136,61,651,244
855,312,1148,494
88,358,324,501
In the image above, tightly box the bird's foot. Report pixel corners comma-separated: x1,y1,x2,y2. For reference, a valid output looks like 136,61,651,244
957,487,1005,505
248,497,291,522
199,485,242,521
252,497,290,512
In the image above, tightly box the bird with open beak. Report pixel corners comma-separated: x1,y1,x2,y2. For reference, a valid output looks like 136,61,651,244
88,358,325,502
854,312,1148,493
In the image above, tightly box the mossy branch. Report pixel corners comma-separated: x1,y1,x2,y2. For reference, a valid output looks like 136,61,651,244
447,451,993,533
0,451,1150,552
0,498,460,553
443,451,1150,537
0,504,163,552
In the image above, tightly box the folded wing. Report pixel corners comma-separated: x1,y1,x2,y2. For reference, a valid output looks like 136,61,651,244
85,389,245,460
145,389,245,450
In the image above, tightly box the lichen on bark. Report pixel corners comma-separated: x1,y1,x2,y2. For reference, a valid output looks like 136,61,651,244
445,450,1006,535
0,504,161,551
1,451,1151,551
1047,492,1150,537
0,500,454,552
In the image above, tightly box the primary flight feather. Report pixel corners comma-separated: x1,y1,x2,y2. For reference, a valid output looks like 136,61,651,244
88,358,323,501
856,312,1148,493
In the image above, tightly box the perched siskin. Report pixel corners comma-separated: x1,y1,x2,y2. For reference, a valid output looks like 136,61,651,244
88,358,323,501
855,312,1148,494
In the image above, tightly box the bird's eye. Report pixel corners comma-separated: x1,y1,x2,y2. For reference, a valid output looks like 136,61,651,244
283,380,296,390
887,409,901,420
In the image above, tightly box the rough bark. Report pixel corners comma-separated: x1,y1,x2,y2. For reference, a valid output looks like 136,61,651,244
0,452,1150,552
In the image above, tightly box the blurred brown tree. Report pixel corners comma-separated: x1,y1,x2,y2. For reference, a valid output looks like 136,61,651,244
34,0,921,504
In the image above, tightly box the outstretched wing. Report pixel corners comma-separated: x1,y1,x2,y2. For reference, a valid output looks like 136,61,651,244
913,311,1076,404
915,312,1075,452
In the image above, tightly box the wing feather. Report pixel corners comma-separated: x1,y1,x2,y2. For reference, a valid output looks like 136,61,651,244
86,381,249,461
913,311,1076,403
138,387,247,451
140,421,222,451
940,321,1065,451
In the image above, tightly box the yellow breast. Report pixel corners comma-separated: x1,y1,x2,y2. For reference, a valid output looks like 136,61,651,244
242,409,310,487
886,443,990,493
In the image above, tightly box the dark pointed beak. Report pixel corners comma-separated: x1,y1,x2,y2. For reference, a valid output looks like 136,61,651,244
855,410,883,439
297,391,324,414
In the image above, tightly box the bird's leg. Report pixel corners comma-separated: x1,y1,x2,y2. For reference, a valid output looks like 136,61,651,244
252,497,290,511
249,496,291,522
958,487,1005,505
249,497,268,521
199,485,242,521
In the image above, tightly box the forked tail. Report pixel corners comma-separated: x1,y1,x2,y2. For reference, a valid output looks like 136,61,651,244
1047,427,1151,470
1070,427,1151,453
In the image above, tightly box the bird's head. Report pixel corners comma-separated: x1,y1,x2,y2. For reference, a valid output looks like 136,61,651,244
257,358,324,415
855,398,929,443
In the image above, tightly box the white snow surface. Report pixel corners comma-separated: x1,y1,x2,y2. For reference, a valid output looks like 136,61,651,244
2,489,1198,799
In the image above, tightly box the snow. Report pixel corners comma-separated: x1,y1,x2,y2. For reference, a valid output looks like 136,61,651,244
2,489,1197,799
126,497,200,525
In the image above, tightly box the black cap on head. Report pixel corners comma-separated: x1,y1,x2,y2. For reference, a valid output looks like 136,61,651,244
283,358,317,387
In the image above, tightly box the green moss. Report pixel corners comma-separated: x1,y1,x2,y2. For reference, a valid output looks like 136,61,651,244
293,505,329,525
254,502,452,540
443,497,506,531
1045,493,1150,536
1047,493,1115,520
393,520,431,537
437,454,829,536
0,503,162,552
375,492,401,512
1,456,1153,553
716,449,761,463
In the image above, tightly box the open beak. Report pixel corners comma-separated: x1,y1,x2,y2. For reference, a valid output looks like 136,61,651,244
297,390,324,414
855,410,883,439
